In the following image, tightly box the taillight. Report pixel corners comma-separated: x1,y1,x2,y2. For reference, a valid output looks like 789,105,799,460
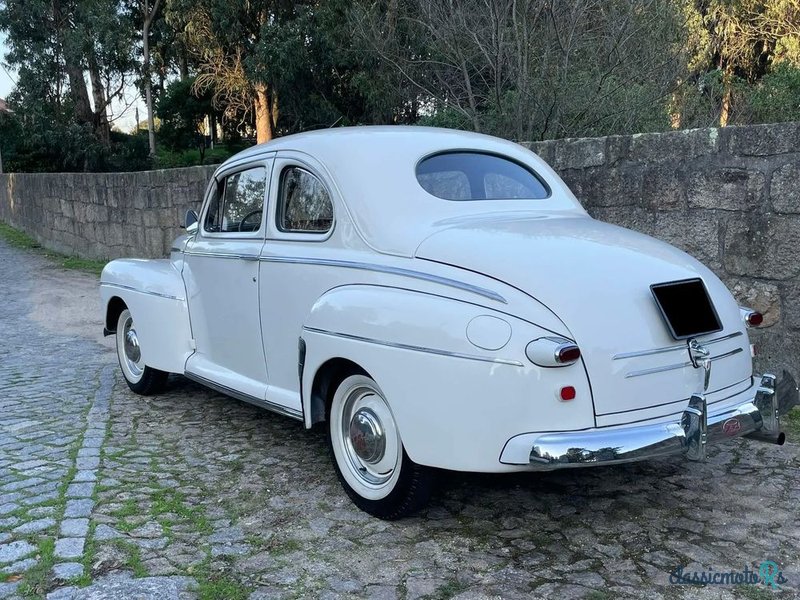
746,311,763,327
556,344,581,364
740,306,763,328
559,386,576,401
526,337,581,367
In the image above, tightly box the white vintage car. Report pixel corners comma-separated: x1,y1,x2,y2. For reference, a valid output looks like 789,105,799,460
100,126,798,518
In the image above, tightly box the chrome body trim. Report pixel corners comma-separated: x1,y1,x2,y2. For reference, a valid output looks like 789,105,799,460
612,331,743,361
624,347,743,379
501,372,796,468
259,255,507,304
184,251,261,261
303,326,524,367
184,371,303,421
100,282,184,302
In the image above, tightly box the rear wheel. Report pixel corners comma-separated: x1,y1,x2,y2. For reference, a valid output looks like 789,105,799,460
115,308,167,395
328,374,433,519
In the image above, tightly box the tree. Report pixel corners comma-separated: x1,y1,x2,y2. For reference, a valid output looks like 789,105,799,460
156,76,214,159
166,0,308,143
354,0,688,141
680,0,800,126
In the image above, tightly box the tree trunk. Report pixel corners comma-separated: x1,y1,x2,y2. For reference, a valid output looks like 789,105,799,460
720,86,732,127
88,55,111,145
254,84,273,144
66,65,93,127
142,0,162,157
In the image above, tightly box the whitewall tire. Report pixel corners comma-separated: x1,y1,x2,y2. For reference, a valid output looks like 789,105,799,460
328,374,433,519
115,308,167,395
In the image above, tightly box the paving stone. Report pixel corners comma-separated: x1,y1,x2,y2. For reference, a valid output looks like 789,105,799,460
211,543,251,557
12,517,56,535
0,540,36,564
54,538,85,560
1,477,45,492
72,471,97,483
27,506,56,518
63,499,94,518
60,518,89,538
1,557,38,574
52,562,85,580
45,573,197,599
75,457,100,470
65,483,94,499
93,524,122,541
0,582,20,599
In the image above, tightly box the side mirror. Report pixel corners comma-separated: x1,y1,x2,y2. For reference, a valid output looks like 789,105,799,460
184,209,199,233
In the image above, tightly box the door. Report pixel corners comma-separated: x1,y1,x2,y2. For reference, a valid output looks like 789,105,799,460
183,159,273,400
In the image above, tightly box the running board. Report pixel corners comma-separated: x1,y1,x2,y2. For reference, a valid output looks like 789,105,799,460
184,371,303,421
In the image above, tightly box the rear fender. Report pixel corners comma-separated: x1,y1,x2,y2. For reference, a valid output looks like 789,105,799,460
301,285,594,471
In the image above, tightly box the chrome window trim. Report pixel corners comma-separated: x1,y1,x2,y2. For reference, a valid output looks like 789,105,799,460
100,282,184,302
201,160,272,239
184,371,303,421
612,331,743,361
303,326,523,367
259,255,507,304
275,165,334,235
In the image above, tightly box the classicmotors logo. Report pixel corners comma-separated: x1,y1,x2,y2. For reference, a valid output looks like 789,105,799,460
670,561,788,588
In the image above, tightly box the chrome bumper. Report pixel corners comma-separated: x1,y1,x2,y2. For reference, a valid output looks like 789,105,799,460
500,371,799,469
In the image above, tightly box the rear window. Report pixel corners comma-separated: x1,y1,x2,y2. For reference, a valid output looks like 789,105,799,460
416,152,549,200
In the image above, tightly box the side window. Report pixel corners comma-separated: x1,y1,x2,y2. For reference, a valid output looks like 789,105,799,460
277,167,333,233
204,166,266,233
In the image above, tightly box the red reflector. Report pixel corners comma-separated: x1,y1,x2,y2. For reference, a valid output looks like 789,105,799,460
746,311,763,327
557,345,581,363
560,386,576,401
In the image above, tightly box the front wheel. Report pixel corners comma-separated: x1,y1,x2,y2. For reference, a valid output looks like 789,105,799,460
115,308,168,395
328,374,434,519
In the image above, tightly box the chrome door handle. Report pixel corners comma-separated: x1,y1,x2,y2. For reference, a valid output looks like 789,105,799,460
237,254,259,261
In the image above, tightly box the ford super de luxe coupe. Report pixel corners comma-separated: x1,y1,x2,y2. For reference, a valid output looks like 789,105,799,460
100,127,799,519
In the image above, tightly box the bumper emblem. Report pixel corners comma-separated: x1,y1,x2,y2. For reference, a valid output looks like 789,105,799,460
722,418,742,436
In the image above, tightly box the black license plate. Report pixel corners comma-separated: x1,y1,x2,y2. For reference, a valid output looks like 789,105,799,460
650,278,722,340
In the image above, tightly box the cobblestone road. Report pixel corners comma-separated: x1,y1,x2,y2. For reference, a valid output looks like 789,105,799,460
1,238,799,600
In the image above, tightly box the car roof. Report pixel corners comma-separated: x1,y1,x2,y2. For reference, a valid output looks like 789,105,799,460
220,126,585,257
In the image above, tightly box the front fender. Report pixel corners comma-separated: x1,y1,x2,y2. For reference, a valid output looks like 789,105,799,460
100,258,193,374
301,285,594,472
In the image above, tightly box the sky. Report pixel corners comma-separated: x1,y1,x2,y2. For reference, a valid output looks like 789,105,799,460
0,33,16,100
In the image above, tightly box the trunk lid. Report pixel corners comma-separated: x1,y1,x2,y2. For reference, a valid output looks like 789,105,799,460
415,214,752,425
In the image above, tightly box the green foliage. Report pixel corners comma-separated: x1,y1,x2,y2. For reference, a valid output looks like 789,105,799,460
157,77,214,151
748,63,800,122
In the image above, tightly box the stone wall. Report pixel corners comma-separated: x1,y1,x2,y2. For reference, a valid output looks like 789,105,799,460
525,122,800,376
0,166,215,259
0,122,798,375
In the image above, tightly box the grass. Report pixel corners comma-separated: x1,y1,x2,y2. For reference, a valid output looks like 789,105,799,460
0,221,106,275
196,576,250,600
17,537,55,598
784,406,800,442
109,540,147,578
735,585,776,600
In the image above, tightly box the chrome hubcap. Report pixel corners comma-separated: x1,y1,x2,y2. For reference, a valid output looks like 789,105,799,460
340,387,399,487
349,408,386,464
124,328,141,363
120,316,144,379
